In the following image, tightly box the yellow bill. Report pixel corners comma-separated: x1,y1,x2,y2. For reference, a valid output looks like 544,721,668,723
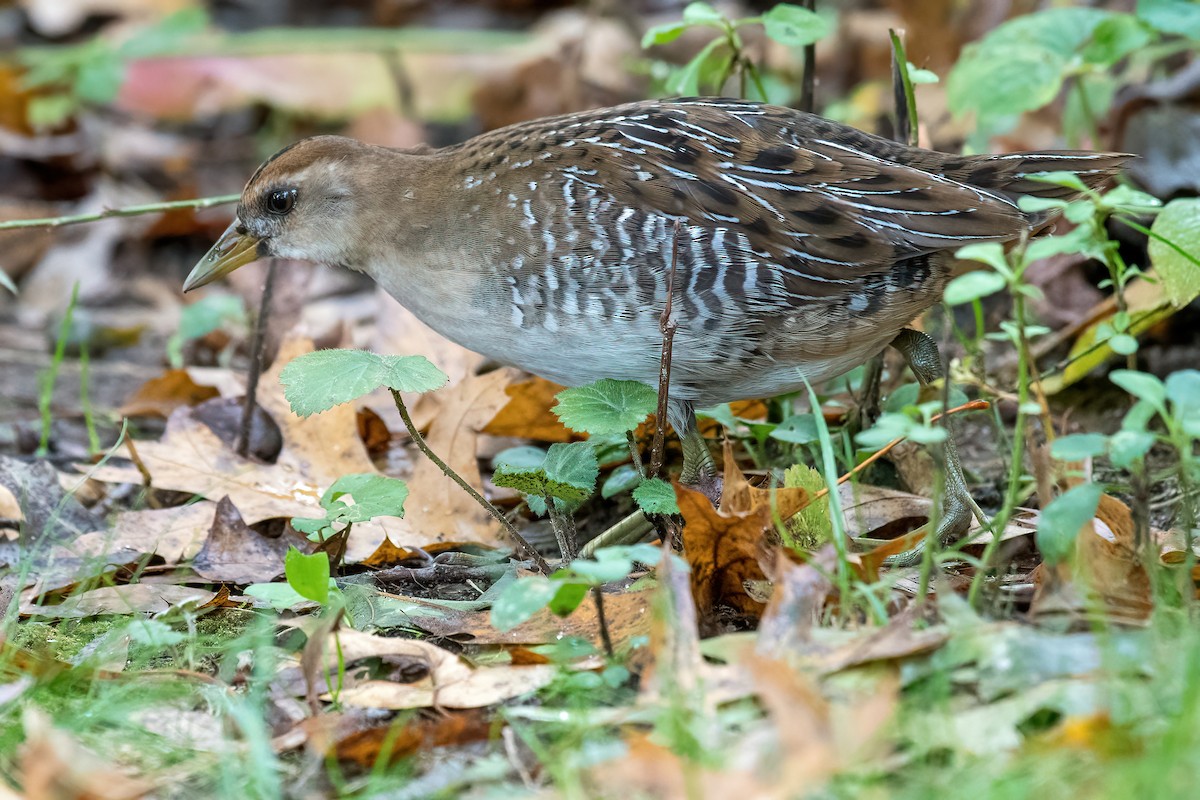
182,221,262,291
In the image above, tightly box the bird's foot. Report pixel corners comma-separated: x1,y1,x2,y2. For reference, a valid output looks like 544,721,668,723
684,470,723,507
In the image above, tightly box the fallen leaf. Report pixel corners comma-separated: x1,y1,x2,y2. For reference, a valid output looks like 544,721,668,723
403,367,520,545
18,708,154,800
192,496,307,585
677,442,807,619
118,368,220,418
483,375,573,442
21,583,218,618
332,709,492,767
89,338,421,562
305,628,556,710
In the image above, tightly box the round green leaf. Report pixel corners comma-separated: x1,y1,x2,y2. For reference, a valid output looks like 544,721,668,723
762,4,832,47
943,270,1007,306
280,349,447,417
285,547,330,605
1037,482,1103,565
770,415,820,444
633,477,680,515
1148,198,1200,308
1109,369,1166,411
1050,433,1109,461
554,379,658,435
490,576,557,631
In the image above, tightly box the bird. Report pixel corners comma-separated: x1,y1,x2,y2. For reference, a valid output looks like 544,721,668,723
183,96,1128,561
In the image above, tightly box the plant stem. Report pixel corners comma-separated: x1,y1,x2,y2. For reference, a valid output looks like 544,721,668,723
0,194,240,231
236,260,277,458
799,0,816,112
37,282,79,456
389,388,550,574
650,222,681,480
593,587,614,658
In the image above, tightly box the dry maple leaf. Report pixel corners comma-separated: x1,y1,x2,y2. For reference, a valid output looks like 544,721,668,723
678,440,807,619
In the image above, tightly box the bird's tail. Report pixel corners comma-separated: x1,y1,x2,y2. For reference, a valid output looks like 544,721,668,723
945,151,1134,203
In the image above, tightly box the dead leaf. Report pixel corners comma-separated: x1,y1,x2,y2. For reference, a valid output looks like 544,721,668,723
403,367,520,544
305,628,556,710
332,709,493,767
482,375,573,442
192,496,306,585
18,708,154,800
89,337,421,562
677,442,807,619
0,456,102,546
21,583,218,618
118,368,220,418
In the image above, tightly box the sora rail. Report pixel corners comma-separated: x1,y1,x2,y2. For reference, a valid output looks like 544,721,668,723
184,97,1128,561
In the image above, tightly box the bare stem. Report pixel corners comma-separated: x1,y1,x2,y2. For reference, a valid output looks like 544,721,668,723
0,194,240,231
236,260,277,458
650,222,681,479
593,587,614,658
389,388,551,575
799,0,816,113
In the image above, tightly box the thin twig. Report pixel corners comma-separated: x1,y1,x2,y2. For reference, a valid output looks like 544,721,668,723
389,388,551,574
593,587,614,658
235,260,277,458
0,194,240,231
649,221,681,479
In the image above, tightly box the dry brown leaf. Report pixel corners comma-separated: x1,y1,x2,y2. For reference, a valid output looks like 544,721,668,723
482,375,573,442
403,367,520,545
21,583,218,618
332,709,492,767
387,586,652,649
192,496,307,585
118,368,220,418
19,708,154,800
89,338,422,562
678,442,807,619
308,628,556,710
1032,494,1153,623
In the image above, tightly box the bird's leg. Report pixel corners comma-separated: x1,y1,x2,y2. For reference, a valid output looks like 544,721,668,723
888,329,975,566
668,399,721,505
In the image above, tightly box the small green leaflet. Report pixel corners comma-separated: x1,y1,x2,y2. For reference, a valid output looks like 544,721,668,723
280,348,448,417
493,441,598,503
554,379,657,436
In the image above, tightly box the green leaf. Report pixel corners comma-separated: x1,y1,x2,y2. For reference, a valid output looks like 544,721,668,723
566,544,663,584
641,21,689,48
1037,482,1103,565
1138,0,1200,40
954,242,1010,274
1166,370,1200,414
1108,333,1139,356
554,379,657,435
548,582,589,616
1050,433,1109,461
280,349,448,417
633,477,680,515
1081,15,1153,65
1108,430,1155,469
601,464,643,499
126,619,185,647
1110,369,1166,411
319,473,409,524
1101,184,1162,213
1148,198,1200,308
284,547,330,605
770,414,820,444
762,4,833,47
943,270,1007,305
947,42,1066,122
490,576,557,631
493,441,598,503
683,2,724,25
666,37,725,96
0,269,17,295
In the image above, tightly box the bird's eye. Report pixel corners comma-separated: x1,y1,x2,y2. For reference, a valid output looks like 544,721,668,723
266,188,297,215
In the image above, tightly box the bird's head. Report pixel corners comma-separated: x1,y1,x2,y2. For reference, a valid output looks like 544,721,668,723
183,136,380,291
